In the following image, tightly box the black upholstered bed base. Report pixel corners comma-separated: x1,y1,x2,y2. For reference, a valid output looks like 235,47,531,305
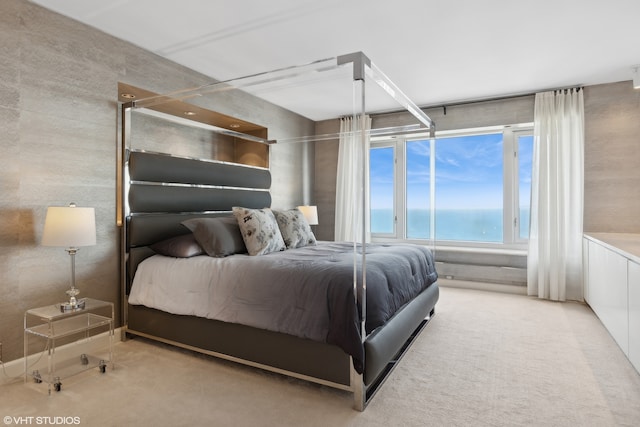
126,281,438,391
127,304,352,386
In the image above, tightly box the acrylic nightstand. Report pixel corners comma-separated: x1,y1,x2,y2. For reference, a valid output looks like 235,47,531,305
24,298,114,393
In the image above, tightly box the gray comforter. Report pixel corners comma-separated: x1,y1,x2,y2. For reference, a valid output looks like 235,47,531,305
129,241,438,373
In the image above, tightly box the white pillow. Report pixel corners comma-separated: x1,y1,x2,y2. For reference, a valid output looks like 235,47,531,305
232,207,286,256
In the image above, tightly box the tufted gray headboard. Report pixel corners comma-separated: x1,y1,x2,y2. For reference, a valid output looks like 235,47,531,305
124,150,272,293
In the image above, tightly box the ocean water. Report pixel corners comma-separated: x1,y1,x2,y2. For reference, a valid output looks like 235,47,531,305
371,209,530,242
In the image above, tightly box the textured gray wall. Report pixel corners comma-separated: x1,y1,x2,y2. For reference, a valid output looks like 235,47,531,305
0,0,313,362
584,82,640,233
313,120,340,241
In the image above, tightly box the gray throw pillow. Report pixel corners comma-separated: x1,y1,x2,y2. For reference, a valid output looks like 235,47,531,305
232,207,286,256
181,216,247,257
273,209,317,249
149,233,205,258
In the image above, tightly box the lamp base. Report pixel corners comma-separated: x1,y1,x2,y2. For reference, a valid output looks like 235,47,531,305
59,298,86,312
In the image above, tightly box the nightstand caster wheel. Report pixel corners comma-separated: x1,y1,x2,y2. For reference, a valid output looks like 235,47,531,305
53,378,62,392
99,360,107,373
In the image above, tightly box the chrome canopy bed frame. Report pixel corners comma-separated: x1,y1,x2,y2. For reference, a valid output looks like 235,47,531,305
118,52,438,410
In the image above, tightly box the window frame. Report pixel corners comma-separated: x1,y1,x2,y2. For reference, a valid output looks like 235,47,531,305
370,124,533,250
369,141,399,238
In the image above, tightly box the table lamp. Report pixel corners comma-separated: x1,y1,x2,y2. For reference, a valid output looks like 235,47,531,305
42,203,96,311
297,205,319,225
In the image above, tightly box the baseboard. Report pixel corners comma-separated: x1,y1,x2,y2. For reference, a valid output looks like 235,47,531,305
0,327,123,387
439,278,527,295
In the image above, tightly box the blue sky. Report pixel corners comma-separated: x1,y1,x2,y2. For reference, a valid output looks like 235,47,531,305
370,133,532,210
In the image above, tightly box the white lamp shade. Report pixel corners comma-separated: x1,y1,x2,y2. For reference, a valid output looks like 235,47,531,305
42,205,96,247
297,205,319,225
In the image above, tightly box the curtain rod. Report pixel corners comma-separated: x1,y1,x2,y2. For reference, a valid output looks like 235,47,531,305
369,92,534,119
422,84,583,110
371,84,583,118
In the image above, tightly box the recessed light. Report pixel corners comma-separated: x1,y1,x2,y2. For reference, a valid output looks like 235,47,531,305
184,111,196,116
120,93,136,99
229,123,241,128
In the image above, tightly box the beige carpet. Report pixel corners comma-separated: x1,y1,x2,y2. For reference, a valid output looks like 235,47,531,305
2,287,640,426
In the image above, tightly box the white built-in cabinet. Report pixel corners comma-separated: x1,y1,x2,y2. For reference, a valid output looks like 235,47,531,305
629,260,640,371
584,233,640,374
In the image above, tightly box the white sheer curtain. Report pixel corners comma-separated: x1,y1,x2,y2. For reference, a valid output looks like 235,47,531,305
335,115,371,242
527,89,584,301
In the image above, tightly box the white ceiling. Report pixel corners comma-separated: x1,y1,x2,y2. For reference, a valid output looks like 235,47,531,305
31,0,640,121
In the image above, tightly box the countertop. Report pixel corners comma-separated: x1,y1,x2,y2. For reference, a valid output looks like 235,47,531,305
584,232,640,264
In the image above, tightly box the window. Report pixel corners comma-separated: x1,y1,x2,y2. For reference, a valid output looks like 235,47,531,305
406,140,433,239
370,145,395,235
370,125,533,247
433,132,504,243
517,134,533,241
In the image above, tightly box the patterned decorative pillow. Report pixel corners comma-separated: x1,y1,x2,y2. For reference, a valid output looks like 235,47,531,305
273,209,317,249
232,207,286,256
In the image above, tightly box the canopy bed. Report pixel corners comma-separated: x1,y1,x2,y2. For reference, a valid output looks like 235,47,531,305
117,52,438,410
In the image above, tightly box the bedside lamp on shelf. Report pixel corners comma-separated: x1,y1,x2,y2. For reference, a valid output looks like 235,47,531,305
42,203,96,311
297,205,319,226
